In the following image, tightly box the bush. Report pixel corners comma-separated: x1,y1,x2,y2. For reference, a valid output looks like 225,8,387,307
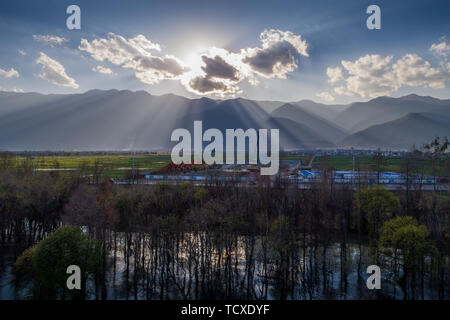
14,226,102,300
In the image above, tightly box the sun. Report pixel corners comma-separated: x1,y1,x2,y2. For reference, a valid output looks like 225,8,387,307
183,45,208,71
179,45,210,86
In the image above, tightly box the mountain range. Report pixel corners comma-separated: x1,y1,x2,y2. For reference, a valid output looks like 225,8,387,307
0,90,449,151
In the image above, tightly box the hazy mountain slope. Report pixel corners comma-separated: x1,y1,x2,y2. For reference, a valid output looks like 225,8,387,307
342,112,450,149
334,95,450,133
271,103,348,143
265,117,334,150
169,98,335,150
292,100,348,122
400,93,450,106
252,99,286,113
1,90,449,151
0,90,332,150
0,90,192,150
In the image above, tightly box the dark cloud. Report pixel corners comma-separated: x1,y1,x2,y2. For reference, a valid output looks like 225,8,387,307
188,76,230,94
201,55,241,81
130,55,188,77
184,55,242,96
243,41,298,78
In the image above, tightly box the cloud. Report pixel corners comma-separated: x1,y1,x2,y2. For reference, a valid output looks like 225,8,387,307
92,65,114,75
127,55,188,84
200,55,242,82
336,54,397,98
188,76,236,95
35,52,78,88
430,41,450,57
316,91,335,102
0,67,19,78
79,29,308,97
327,53,448,98
33,35,68,46
0,86,23,93
326,67,343,83
183,29,308,96
242,29,308,79
18,49,27,56
392,54,446,89
259,29,308,56
79,33,161,65
183,53,243,96
79,33,187,84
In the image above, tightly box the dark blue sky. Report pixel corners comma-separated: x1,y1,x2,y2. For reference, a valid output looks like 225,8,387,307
0,0,449,102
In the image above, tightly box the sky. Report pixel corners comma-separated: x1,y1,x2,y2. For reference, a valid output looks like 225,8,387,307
0,0,450,103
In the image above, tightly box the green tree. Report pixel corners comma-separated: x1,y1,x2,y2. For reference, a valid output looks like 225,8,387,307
355,186,400,241
14,226,102,300
379,216,438,299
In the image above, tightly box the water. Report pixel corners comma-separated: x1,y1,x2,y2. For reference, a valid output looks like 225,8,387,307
2,231,439,300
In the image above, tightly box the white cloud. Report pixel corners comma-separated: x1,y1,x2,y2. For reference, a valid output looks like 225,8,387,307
79,33,161,65
92,65,114,75
430,41,450,57
18,49,27,56
316,91,335,102
35,52,78,88
79,33,187,85
327,52,449,98
338,54,397,98
33,35,69,46
326,67,343,83
0,67,19,78
392,54,446,89
259,29,308,56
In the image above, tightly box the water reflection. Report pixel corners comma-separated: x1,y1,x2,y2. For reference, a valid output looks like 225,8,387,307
1,231,434,300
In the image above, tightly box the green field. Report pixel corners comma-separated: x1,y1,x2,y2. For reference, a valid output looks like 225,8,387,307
281,154,443,175
314,155,404,172
31,154,172,169
7,154,172,178
281,155,403,170
3,153,444,178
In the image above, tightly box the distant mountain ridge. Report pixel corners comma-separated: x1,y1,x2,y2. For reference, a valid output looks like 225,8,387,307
0,90,449,151
271,103,348,143
342,112,450,149
334,94,450,133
